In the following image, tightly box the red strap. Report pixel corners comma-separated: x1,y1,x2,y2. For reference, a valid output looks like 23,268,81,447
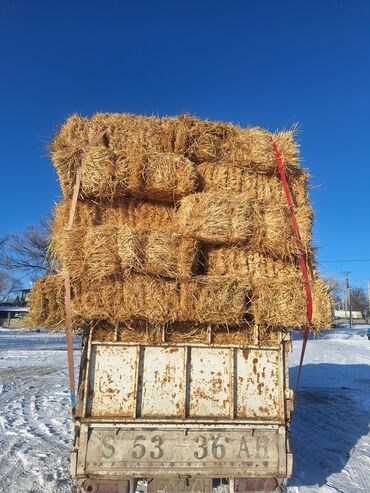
271,140,313,392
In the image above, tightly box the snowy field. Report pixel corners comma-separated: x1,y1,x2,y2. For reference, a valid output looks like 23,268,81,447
0,326,370,493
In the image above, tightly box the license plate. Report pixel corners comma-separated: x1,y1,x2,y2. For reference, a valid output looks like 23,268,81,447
85,428,282,477
147,477,212,493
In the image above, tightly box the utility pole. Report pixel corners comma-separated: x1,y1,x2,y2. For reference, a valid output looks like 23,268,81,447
342,271,352,326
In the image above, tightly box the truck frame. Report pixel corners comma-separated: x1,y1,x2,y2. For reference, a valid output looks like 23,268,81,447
72,327,293,493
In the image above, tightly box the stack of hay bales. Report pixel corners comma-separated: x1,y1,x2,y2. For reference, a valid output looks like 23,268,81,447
27,113,332,342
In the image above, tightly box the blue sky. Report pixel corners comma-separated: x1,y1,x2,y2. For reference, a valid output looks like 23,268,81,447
0,0,369,290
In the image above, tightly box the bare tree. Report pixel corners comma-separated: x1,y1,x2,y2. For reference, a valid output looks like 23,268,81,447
350,287,368,313
0,220,56,281
323,276,345,309
0,271,23,303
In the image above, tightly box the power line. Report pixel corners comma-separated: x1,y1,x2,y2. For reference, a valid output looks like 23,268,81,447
319,259,370,263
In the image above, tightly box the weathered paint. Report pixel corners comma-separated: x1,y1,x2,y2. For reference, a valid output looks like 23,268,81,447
87,345,137,417
189,347,231,418
141,346,185,418
236,349,282,419
85,344,285,421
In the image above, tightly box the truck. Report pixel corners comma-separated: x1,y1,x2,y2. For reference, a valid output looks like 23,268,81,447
71,325,293,493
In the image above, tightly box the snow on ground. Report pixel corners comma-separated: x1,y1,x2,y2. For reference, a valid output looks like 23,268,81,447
0,330,80,493
287,325,370,493
0,326,369,493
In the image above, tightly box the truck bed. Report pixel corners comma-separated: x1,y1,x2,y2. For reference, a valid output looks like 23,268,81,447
72,329,293,492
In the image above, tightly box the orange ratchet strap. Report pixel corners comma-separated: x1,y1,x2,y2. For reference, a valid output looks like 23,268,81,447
64,129,106,415
271,140,313,393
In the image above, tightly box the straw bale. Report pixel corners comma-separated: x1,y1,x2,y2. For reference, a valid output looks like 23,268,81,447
114,150,198,202
56,198,176,231
56,227,86,279
258,328,283,347
84,225,120,281
50,115,89,196
252,276,333,331
252,204,313,258
119,275,180,323
87,113,165,153
26,275,66,330
223,128,300,173
100,198,176,231
177,192,253,244
74,277,180,324
179,277,250,325
198,163,309,207
139,230,199,278
204,248,301,280
179,117,234,164
80,146,116,198
116,225,142,273
74,279,119,322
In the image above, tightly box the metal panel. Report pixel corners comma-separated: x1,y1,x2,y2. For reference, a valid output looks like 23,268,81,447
236,349,282,420
189,348,231,418
83,426,284,478
84,344,286,422
140,347,185,418
87,345,138,417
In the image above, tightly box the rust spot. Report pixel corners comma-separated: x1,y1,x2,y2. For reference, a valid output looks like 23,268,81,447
259,406,269,414
239,376,244,383
253,361,258,376
168,348,179,353
257,382,264,395
242,349,250,360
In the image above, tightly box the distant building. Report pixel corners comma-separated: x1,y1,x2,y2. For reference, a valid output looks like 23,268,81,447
333,309,362,320
0,288,30,327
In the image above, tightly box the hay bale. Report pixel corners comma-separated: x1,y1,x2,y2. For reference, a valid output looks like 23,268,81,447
26,275,66,330
198,163,309,207
116,225,142,273
223,128,299,173
252,276,333,330
52,114,198,203
138,229,199,278
115,150,198,202
101,198,176,231
52,198,176,231
74,279,119,322
84,225,120,281
50,114,89,196
120,275,180,323
204,248,301,280
80,146,116,198
179,277,250,325
51,115,301,202
116,227,199,278
56,228,86,279
252,204,313,258
177,192,253,244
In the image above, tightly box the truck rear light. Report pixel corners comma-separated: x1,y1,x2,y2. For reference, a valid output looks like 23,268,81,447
235,478,279,492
